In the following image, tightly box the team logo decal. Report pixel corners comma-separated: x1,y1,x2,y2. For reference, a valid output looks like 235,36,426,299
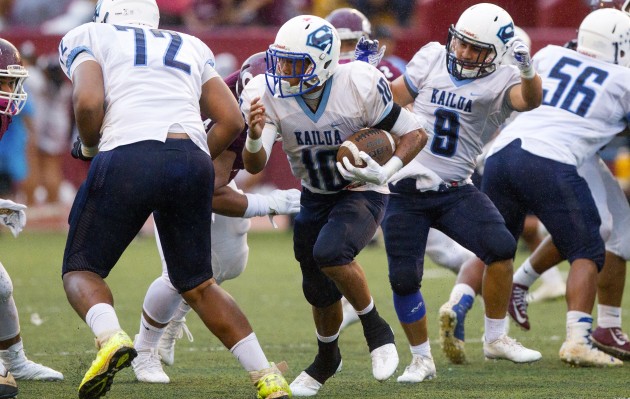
307,25,334,53
496,22,514,44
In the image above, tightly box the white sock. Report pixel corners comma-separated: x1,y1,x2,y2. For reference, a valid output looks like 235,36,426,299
85,303,121,340
513,259,540,287
0,361,6,376
409,340,431,357
450,283,475,301
484,316,506,343
356,297,374,315
539,266,564,285
597,305,622,328
171,301,192,323
230,333,269,372
316,331,339,343
566,310,592,342
135,314,165,350
0,296,19,341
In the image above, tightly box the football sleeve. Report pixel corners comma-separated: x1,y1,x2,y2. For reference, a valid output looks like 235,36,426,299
402,42,441,98
58,24,97,80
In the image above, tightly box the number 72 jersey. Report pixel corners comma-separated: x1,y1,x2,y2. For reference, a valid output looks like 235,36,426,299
58,22,217,153
491,45,630,167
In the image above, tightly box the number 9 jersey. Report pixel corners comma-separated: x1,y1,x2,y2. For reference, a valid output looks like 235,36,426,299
58,22,218,154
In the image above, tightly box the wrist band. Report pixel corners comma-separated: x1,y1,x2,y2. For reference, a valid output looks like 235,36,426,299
82,145,99,157
520,66,536,80
245,136,263,153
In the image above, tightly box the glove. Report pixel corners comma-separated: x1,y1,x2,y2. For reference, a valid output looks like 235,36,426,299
507,37,535,79
0,199,27,237
336,151,403,186
354,36,386,68
265,188,301,229
71,137,98,161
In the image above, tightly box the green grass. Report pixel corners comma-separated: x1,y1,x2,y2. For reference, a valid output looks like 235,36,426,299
1,230,628,399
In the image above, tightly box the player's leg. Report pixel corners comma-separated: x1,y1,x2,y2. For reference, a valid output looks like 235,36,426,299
62,145,164,398
157,139,289,398
437,185,540,363
381,187,435,383
0,262,63,381
425,228,476,274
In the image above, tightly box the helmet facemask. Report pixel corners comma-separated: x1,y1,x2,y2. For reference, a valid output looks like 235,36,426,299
265,48,320,97
0,65,28,116
446,26,498,80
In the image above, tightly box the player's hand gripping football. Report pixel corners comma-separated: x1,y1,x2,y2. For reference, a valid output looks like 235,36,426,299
71,137,98,161
354,36,386,67
336,151,403,186
507,37,535,79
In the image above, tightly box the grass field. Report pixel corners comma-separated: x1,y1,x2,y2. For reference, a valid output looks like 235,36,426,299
1,229,628,399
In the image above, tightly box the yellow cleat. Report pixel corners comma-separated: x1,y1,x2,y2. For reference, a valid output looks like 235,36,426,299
250,363,292,399
78,331,137,399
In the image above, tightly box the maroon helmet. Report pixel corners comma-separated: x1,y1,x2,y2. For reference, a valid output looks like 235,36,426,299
0,38,28,117
235,51,267,98
325,8,371,63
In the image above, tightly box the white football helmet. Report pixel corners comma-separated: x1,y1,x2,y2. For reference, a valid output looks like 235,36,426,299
93,0,160,29
0,38,28,117
446,3,515,79
577,8,630,67
266,15,340,98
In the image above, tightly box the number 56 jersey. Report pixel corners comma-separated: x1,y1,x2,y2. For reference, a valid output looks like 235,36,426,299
490,45,630,167
58,22,218,154
241,61,407,194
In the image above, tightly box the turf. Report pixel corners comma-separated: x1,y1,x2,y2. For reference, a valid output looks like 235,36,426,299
1,230,628,399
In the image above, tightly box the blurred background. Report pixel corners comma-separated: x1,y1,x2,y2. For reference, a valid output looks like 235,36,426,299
0,0,628,231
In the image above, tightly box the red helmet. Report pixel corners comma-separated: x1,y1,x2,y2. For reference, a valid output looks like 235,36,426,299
236,52,267,97
0,38,28,117
325,8,371,41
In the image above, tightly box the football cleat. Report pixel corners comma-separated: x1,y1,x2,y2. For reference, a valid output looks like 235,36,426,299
483,335,542,363
559,339,623,367
590,327,630,361
525,281,566,304
508,284,530,331
78,330,137,399
396,354,436,383
339,297,360,331
157,317,193,366
0,346,63,381
250,363,292,399
370,343,399,381
438,293,473,364
0,370,17,399
132,336,170,384
289,361,341,397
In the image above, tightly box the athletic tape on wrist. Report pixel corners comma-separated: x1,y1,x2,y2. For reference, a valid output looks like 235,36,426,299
245,136,263,153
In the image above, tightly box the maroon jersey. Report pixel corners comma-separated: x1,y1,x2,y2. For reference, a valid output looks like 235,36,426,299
206,70,246,182
377,59,403,82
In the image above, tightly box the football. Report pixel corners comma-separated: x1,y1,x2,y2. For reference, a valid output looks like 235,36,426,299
336,128,397,168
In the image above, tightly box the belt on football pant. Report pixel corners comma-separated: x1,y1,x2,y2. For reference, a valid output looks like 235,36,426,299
437,179,469,193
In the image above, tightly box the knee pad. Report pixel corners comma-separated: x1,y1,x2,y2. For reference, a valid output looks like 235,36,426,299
0,263,13,302
388,266,421,297
300,261,342,308
393,291,426,323
482,229,517,264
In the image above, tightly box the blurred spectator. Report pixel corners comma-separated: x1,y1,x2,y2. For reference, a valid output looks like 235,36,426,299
0,94,33,201
312,0,352,17
41,0,96,35
156,0,194,27
21,54,73,206
9,0,73,29
350,0,416,27
372,25,407,73
214,52,238,77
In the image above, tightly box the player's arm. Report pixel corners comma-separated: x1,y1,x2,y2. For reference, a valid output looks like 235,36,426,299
71,60,104,148
201,76,244,159
242,96,276,174
507,38,543,112
391,75,415,108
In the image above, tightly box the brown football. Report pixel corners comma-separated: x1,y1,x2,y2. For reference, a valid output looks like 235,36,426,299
336,128,397,168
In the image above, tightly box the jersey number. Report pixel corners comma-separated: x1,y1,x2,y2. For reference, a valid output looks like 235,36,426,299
115,26,191,73
302,149,347,191
376,77,392,105
430,108,460,157
542,56,608,117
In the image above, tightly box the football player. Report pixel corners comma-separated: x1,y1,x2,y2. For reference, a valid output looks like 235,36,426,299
130,52,301,384
386,3,544,380
58,0,291,398
481,7,630,367
0,38,64,399
242,15,428,396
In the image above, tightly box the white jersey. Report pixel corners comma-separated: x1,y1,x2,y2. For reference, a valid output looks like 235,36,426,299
489,45,630,166
59,22,220,154
392,42,521,186
241,61,410,194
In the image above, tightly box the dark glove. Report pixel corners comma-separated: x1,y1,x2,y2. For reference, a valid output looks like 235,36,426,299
71,137,96,161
